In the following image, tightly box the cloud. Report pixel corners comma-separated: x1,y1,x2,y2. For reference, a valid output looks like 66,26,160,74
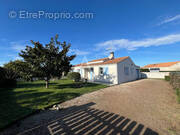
96,34,180,51
158,14,180,25
70,49,90,55
10,40,29,52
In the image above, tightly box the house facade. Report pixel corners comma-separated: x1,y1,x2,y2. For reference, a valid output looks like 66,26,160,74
142,61,180,72
141,61,180,79
72,52,140,85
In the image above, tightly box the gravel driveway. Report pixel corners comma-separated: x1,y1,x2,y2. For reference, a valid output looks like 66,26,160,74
1,79,180,135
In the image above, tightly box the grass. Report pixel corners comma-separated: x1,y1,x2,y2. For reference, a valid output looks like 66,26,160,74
176,88,180,103
165,76,170,81
0,79,107,129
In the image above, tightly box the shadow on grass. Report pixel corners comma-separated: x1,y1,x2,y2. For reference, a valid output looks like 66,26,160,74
14,102,159,135
0,87,80,130
18,92,81,108
0,87,35,129
56,82,100,89
16,82,58,88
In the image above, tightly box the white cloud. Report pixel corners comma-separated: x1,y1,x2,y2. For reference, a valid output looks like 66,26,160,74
96,34,180,51
14,56,23,60
159,14,180,25
10,40,29,52
70,49,90,55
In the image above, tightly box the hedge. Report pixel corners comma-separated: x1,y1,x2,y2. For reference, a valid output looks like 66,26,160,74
67,72,81,82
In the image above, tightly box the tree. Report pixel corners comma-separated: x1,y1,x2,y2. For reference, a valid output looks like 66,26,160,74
3,60,34,81
19,34,76,88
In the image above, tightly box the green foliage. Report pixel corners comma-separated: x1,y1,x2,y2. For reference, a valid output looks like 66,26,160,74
176,89,180,103
19,34,76,88
67,72,81,82
165,76,170,81
3,60,34,81
0,79,107,129
140,68,150,72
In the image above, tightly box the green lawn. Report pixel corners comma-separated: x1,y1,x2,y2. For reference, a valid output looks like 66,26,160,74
0,79,107,129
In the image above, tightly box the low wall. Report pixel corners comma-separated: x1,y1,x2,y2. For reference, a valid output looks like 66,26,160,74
141,72,169,79
170,72,180,89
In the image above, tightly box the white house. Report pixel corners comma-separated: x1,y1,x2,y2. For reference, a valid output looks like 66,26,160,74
141,61,180,79
143,61,180,72
72,52,140,85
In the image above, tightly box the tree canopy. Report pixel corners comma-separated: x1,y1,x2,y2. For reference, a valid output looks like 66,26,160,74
4,60,34,81
19,34,76,88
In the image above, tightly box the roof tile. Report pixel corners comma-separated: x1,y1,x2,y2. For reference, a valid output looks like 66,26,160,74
143,61,180,68
73,56,129,67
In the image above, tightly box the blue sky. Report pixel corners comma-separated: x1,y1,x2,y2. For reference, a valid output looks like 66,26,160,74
0,0,180,67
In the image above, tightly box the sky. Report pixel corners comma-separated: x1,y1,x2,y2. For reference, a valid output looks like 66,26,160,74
0,0,180,67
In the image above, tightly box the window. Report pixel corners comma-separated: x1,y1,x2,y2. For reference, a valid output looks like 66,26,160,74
99,67,103,75
90,68,94,72
124,67,129,75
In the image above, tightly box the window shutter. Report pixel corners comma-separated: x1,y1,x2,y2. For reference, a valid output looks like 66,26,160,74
104,67,108,75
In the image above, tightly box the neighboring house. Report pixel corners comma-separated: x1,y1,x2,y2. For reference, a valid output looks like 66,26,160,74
141,61,180,79
142,61,180,72
72,52,140,85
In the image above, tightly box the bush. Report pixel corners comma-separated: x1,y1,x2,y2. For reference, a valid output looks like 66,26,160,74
165,76,170,81
140,68,150,72
67,72,81,82
176,89,180,103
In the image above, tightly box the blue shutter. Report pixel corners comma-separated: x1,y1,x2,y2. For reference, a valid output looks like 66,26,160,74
90,70,92,80
104,67,108,75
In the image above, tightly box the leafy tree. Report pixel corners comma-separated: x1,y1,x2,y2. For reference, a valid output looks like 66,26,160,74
19,34,76,88
4,60,34,81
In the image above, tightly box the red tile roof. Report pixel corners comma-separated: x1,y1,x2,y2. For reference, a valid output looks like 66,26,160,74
143,61,180,68
73,56,129,67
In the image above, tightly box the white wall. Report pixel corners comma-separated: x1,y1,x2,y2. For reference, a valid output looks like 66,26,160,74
146,62,180,71
91,64,118,84
72,64,118,84
117,58,140,84
141,72,169,79
159,63,180,71
72,57,140,84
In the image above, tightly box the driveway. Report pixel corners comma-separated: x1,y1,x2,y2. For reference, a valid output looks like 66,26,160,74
1,79,180,135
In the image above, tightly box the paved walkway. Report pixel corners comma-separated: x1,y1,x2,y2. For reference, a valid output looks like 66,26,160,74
2,79,180,135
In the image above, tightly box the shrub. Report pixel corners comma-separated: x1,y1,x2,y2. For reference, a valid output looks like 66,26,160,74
165,76,170,81
140,68,150,72
67,72,81,82
176,89,180,103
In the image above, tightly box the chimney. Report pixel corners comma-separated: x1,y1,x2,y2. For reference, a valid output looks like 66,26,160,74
109,52,114,59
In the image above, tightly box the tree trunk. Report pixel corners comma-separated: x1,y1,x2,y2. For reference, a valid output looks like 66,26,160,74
46,80,49,88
